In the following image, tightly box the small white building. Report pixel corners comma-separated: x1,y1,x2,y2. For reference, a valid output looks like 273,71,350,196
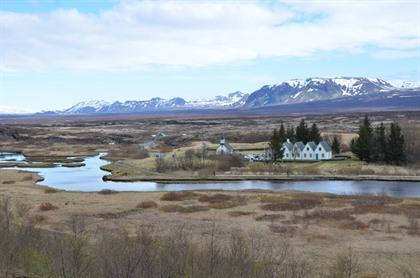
315,141,332,160
292,141,305,160
302,141,317,160
216,137,235,155
282,140,293,160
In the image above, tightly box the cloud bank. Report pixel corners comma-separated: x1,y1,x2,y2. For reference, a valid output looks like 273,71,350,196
1,0,419,71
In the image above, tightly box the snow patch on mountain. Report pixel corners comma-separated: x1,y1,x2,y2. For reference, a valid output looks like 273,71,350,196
389,80,420,89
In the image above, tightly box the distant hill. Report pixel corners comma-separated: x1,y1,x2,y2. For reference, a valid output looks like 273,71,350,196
37,77,420,115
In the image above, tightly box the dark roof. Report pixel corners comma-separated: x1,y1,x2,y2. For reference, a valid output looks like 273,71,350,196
318,141,332,152
306,141,317,151
223,142,235,151
294,141,305,151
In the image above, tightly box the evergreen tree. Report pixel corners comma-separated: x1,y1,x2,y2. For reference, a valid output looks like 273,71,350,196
371,123,386,162
309,123,322,144
295,119,309,143
332,135,341,154
286,126,295,142
278,123,286,144
352,115,373,162
269,129,282,161
387,122,406,165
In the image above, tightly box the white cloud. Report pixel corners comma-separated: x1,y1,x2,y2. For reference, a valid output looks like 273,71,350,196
0,0,419,72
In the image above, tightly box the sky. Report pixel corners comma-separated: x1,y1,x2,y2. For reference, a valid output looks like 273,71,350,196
0,0,419,112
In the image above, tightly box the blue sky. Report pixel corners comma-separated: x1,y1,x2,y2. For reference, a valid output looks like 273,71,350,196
1,0,419,111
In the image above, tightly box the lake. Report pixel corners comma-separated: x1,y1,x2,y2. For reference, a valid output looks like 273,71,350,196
1,152,420,197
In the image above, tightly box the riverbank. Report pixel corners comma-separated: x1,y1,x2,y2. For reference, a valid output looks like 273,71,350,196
1,168,420,276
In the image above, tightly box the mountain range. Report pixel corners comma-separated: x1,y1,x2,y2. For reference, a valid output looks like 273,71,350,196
2,77,419,115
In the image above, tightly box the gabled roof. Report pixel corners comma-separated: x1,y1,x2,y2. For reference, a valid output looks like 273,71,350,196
294,141,305,151
282,142,293,151
222,142,235,151
318,141,332,152
306,141,317,151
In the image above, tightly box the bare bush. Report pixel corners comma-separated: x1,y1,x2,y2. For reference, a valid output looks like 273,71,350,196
329,247,361,278
136,201,158,209
39,202,59,211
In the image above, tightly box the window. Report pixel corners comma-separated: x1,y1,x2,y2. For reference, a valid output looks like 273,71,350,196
307,147,309,150
322,153,325,158
319,147,322,151
286,154,289,157
310,154,312,157
304,154,306,158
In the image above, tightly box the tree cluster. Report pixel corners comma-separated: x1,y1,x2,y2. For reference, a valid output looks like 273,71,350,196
269,120,322,161
351,115,406,165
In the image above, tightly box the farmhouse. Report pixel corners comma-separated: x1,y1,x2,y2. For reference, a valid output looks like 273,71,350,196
315,141,332,160
216,137,235,155
292,141,305,160
282,140,293,160
265,139,333,161
302,141,317,160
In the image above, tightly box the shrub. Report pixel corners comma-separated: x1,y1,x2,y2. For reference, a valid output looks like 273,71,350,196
15,200,32,218
98,189,119,195
268,224,297,236
179,205,210,213
261,198,322,211
44,188,60,194
300,209,355,221
29,214,48,224
339,220,368,230
2,180,15,185
255,214,285,222
228,211,255,217
136,201,158,209
39,202,58,211
159,204,184,213
160,191,199,201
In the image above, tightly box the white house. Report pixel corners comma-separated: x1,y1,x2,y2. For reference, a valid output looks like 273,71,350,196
302,141,317,160
282,140,293,160
216,137,235,155
292,141,305,160
315,141,332,160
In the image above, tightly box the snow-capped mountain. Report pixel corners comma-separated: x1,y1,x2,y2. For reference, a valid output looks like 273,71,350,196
187,91,248,108
43,77,420,115
59,92,248,114
244,77,395,107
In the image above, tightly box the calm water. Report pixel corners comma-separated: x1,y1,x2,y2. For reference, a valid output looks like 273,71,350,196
1,152,420,197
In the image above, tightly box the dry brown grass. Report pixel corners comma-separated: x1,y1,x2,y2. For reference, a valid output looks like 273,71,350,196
268,224,297,236
261,197,322,211
228,211,255,217
199,193,246,209
198,193,232,203
255,214,286,222
39,202,58,211
179,205,210,213
159,204,209,213
29,214,48,224
208,202,238,209
136,200,158,209
300,209,355,221
160,191,200,201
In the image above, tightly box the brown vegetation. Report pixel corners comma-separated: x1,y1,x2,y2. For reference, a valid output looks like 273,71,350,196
160,191,200,201
98,189,119,195
39,202,58,211
136,200,158,209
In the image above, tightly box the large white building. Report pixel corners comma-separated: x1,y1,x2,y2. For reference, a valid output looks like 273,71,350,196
268,139,332,161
